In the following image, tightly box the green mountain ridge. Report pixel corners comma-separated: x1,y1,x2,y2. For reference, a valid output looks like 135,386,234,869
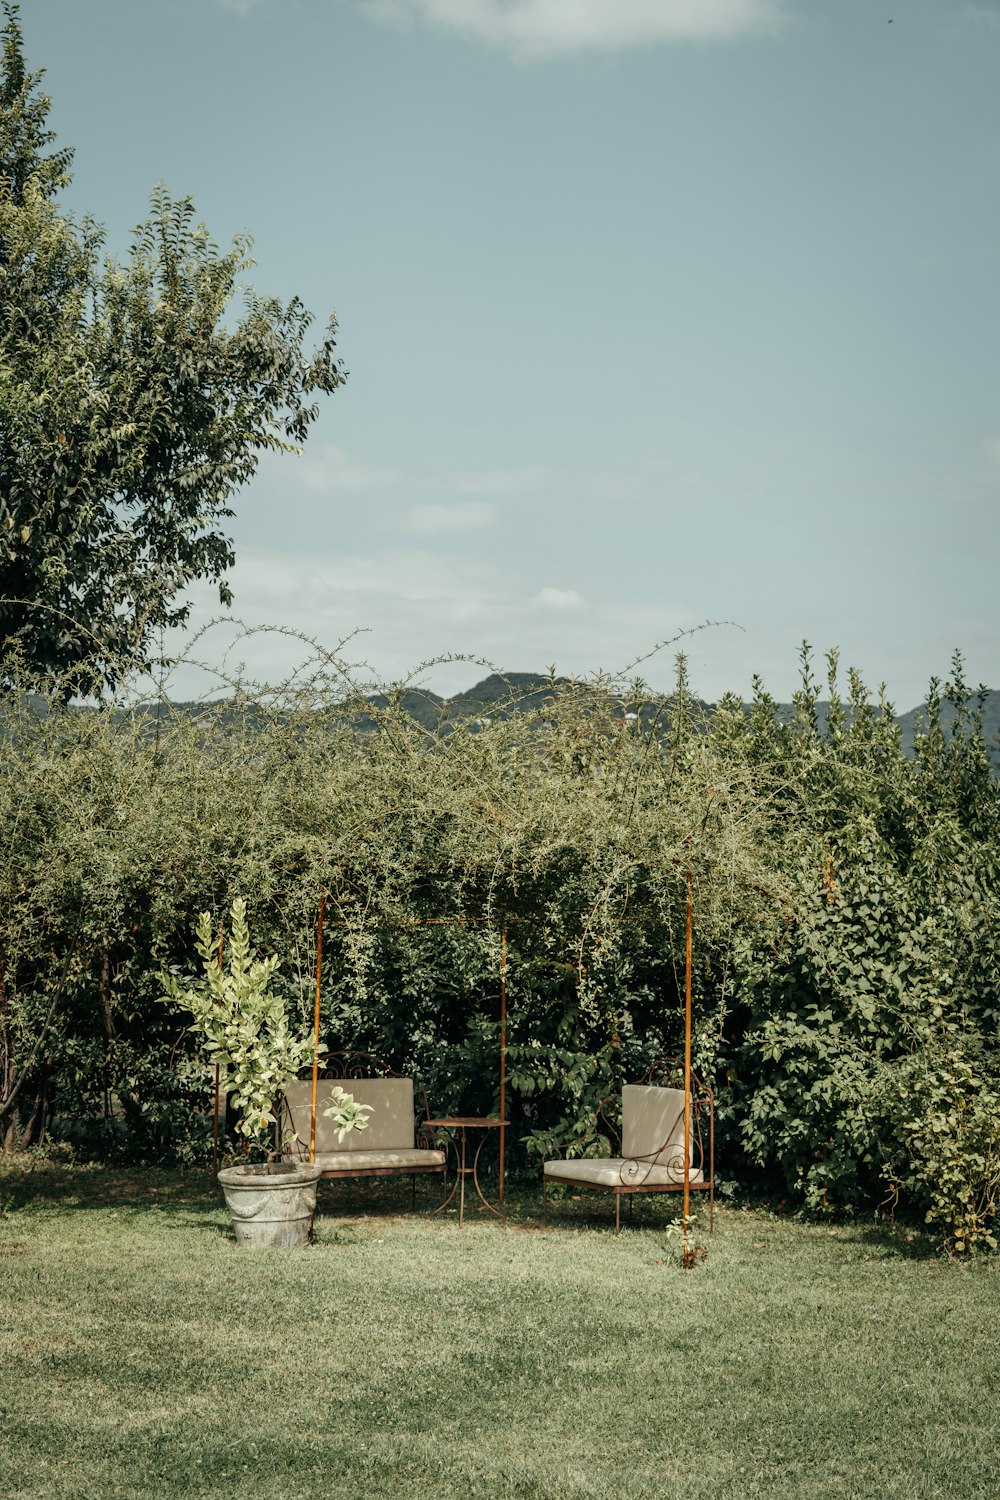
32,673,993,768
365,674,1000,769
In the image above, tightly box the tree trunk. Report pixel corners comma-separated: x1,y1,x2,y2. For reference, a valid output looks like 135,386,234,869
18,1087,44,1151
99,946,116,1039
0,954,11,1111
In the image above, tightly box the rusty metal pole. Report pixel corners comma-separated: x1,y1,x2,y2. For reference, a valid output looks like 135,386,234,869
310,894,324,1164
212,929,224,1186
499,924,508,1204
683,863,693,1270
212,1062,221,1186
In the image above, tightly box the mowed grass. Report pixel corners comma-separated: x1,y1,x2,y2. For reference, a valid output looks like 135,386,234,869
1,1164,999,1500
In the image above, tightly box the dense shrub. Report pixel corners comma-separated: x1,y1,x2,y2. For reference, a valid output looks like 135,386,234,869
1,646,997,1251
715,652,1000,1249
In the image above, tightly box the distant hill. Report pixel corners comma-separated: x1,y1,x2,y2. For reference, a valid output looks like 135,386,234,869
363,675,1000,771
763,689,1000,772
896,690,1000,765
363,672,565,731
63,674,998,771
363,673,693,734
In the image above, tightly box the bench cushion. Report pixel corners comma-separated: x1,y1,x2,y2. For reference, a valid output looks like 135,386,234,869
543,1157,704,1189
283,1077,417,1154
312,1147,446,1173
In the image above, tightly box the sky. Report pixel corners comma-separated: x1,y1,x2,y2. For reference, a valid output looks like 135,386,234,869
25,0,1000,707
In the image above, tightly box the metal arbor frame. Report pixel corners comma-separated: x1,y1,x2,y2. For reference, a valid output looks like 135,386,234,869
210,904,510,1193
306,898,511,1202
213,861,705,1266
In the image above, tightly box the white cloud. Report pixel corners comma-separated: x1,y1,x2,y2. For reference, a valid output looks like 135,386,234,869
162,544,696,699
358,0,787,58
406,500,495,533
289,445,403,494
438,464,651,501
960,5,1000,30
262,444,658,503
536,586,586,610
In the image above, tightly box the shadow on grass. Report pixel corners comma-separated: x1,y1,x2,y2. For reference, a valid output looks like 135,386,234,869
310,1173,710,1239
2,1159,681,1228
315,1178,446,1220
2,1158,941,1262
718,1194,945,1263
0,1161,221,1218
539,1186,695,1237
854,1219,944,1262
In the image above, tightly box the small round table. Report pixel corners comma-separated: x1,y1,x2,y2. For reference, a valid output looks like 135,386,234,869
425,1117,508,1227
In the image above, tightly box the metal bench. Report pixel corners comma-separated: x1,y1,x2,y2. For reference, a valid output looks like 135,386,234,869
282,1052,447,1197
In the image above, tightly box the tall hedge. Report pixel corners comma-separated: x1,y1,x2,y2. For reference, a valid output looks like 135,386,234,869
1,650,997,1251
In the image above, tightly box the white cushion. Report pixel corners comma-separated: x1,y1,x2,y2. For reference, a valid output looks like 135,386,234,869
543,1156,704,1189
283,1078,416,1153
622,1085,691,1165
312,1148,446,1172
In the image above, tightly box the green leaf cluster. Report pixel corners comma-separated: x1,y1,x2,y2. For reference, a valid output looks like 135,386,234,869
0,5,345,697
717,649,1000,1251
158,898,317,1154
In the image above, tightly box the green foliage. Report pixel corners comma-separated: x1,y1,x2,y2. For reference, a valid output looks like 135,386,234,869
879,1033,1000,1255
322,1084,374,1143
160,898,369,1157
0,641,998,1254
0,4,345,696
0,655,773,1171
158,897,302,1151
719,649,1000,1250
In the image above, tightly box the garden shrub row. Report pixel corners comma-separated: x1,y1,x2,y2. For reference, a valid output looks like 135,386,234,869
1,649,997,1251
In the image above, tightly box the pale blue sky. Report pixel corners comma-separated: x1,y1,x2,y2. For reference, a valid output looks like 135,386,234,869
27,0,1000,706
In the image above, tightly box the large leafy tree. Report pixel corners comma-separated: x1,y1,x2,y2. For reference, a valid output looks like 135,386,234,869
0,3,346,697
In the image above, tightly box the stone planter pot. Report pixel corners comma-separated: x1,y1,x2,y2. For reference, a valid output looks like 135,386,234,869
217,1161,322,1248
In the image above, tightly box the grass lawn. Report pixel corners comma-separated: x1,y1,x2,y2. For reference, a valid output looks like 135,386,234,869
1,1162,999,1500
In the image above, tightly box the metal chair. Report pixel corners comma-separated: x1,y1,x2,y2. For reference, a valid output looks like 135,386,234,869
542,1060,714,1233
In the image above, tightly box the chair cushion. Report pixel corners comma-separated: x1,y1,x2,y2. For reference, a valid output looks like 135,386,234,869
543,1156,704,1189
283,1078,417,1153
312,1147,446,1173
622,1085,692,1167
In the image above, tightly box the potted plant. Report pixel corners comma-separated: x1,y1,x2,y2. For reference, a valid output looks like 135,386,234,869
160,897,371,1247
